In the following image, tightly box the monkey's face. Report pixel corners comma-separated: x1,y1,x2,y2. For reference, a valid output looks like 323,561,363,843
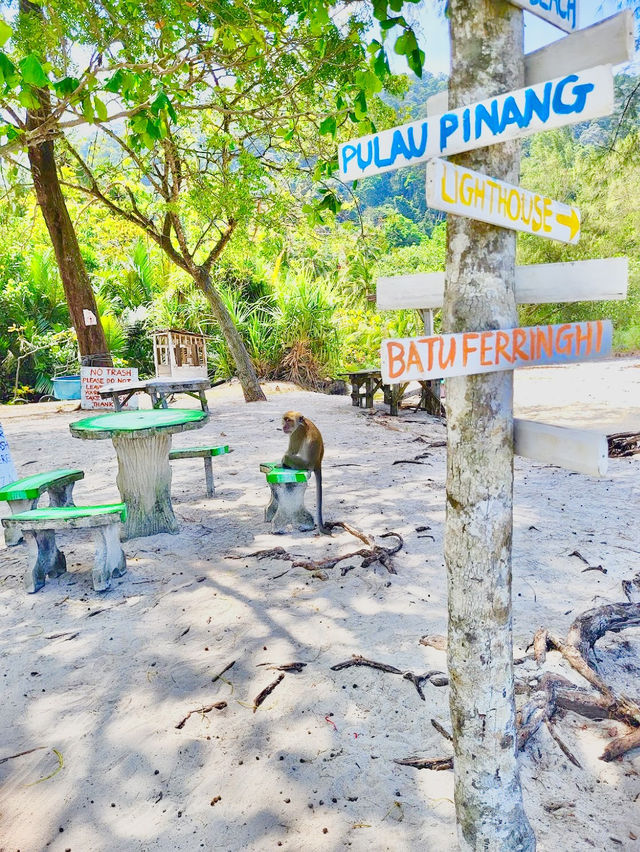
282,412,301,434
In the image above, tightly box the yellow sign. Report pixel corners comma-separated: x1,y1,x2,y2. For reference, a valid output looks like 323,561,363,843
426,158,580,243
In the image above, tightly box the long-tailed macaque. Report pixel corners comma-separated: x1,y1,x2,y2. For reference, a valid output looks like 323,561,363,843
281,411,329,534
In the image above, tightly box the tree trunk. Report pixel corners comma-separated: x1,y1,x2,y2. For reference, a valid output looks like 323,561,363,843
443,2,535,850
20,0,112,367
194,267,266,402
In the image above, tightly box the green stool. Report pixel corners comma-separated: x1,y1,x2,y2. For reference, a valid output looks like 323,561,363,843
169,445,230,497
260,463,313,534
0,468,84,546
2,503,127,593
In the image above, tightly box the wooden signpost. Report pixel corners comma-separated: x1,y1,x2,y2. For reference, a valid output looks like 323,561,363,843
513,419,609,477
426,158,580,242
337,2,628,845
425,11,633,117
339,64,613,181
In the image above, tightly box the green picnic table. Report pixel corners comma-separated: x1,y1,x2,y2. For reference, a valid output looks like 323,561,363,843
70,409,208,540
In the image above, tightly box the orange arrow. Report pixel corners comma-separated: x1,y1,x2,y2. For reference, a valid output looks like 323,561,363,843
556,207,580,241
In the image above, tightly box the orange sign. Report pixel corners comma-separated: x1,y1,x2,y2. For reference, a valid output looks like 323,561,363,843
381,320,612,382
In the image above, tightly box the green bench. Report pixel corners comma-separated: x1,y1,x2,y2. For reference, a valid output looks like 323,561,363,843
169,445,230,497
0,468,84,546
260,462,313,534
1,503,127,593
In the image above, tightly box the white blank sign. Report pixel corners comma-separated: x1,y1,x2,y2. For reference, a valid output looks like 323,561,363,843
376,258,628,311
514,418,609,477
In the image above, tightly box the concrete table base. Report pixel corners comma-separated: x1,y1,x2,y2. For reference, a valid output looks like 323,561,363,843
265,481,314,534
113,432,178,540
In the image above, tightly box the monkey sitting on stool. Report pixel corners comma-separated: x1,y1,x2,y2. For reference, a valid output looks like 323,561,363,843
281,411,330,534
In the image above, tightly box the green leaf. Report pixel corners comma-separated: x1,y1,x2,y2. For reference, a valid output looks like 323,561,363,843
407,46,425,78
318,192,339,214
389,0,404,11
319,115,336,137
93,96,108,121
380,16,406,30
105,69,124,94
20,54,49,87
355,70,382,95
372,0,387,21
53,76,80,97
82,94,95,122
0,53,17,89
373,49,390,79
354,90,367,119
0,20,12,48
18,87,40,109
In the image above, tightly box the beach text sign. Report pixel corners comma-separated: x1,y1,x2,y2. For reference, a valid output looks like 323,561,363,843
0,423,16,488
426,158,580,242
339,64,612,181
381,320,612,383
81,366,139,410
508,0,577,33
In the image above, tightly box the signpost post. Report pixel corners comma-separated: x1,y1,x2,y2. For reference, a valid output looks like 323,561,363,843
0,423,16,488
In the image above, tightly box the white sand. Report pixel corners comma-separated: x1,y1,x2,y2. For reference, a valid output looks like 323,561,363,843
0,358,639,852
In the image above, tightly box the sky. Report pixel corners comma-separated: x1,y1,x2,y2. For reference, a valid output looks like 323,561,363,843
413,0,634,76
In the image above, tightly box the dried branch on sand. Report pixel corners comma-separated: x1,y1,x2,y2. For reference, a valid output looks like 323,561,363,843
330,654,448,701
175,701,227,730
232,524,403,576
253,672,286,713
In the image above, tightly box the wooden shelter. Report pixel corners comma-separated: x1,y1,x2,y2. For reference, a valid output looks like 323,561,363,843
153,329,207,380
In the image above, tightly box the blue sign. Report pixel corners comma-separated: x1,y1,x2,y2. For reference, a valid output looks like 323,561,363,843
339,65,612,181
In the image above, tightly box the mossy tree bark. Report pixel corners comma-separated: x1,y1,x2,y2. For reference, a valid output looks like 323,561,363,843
443,2,535,849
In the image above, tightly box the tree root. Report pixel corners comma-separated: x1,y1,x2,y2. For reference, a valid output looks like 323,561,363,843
330,654,447,701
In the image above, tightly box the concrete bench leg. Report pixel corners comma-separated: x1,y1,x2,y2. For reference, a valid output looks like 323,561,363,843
92,523,127,592
5,498,38,547
48,481,77,508
23,529,67,593
204,456,215,498
269,481,314,534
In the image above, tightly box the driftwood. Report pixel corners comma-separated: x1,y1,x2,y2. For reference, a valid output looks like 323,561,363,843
0,746,46,765
400,598,640,771
175,701,227,730
607,431,640,457
528,602,640,759
330,654,447,701
253,672,285,712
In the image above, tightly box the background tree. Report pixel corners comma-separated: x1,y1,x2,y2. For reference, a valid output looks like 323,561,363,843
6,1,113,366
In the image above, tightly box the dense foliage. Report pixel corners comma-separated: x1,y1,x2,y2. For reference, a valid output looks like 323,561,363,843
1,58,639,402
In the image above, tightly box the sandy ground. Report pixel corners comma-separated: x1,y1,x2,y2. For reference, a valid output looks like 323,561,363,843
0,358,639,852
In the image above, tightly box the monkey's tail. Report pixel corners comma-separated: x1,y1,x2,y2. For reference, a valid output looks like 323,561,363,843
315,469,331,535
